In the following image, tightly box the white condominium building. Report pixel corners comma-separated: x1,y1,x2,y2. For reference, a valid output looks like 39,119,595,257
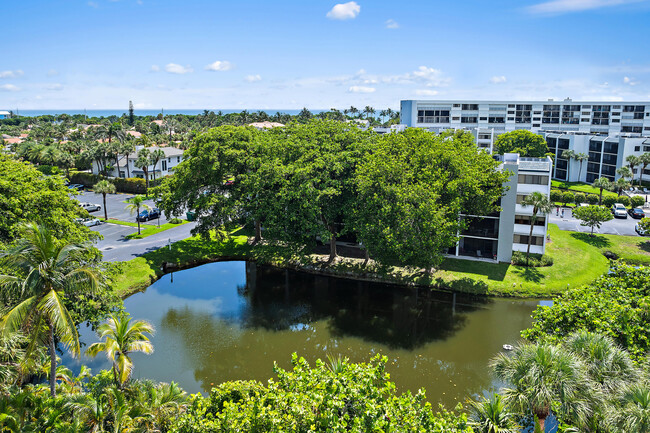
448,153,553,263
400,99,650,137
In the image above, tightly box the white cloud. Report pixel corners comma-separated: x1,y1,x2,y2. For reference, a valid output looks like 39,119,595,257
165,63,193,74
205,61,233,71
0,84,20,92
87,1,99,8
326,2,361,20
244,74,262,82
46,83,64,91
415,89,439,97
385,19,399,29
623,76,638,85
490,75,507,84
47,69,58,77
526,0,646,14
150,65,160,72
348,85,375,93
0,70,24,79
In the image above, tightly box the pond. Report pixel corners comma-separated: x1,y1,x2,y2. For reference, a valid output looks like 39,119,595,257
75,261,542,407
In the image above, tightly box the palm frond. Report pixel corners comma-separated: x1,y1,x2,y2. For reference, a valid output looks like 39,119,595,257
38,290,80,357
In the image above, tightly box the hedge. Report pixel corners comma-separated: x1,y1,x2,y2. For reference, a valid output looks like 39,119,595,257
68,171,165,194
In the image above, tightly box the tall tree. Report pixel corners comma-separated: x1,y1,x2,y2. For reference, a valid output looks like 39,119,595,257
86,313,154,387
520,192,553,264
493,130,548,158
639,153,650,185
468,394,519,433
0,223,100,397
572,205,613,236
626,155,642,185
592,177,611,205
125,195,151,235
134,148,151,195
128,100,135,126
150,149,165,181
575,152,588,181
562,149,576,181
93,180,116,221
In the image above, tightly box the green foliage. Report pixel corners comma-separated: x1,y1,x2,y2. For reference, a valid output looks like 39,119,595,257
573,192,586,205
511,251,553,267
603,196,618,207
69,170,162,194
550,189,562,203
572,205,614,235
493,130,548,157
522,263,650,361
586,194,599,205
561,191,574,207
0,155,98,245
619,195,631,207
36,165,62,175
173,354,470,432
639,217,650,233
631,195,645,208
169,217,183,224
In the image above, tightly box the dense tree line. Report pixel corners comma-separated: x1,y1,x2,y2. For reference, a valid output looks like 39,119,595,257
154,121,508,272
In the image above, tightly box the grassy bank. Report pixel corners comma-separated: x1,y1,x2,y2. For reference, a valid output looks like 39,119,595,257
551,180,617,197
109,224,650,299
100,218,188,239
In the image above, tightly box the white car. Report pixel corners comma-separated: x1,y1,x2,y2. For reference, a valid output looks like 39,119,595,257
636,223,648,236
611,203,627,219
74,217,101,227
79,202,102,212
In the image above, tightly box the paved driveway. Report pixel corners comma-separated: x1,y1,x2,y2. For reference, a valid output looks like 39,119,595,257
549,207,645,236
74,191,172,224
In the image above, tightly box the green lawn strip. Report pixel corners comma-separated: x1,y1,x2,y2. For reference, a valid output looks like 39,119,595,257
124,221,189,239
551,180,617,197
100,218,146,228
577,231,650,265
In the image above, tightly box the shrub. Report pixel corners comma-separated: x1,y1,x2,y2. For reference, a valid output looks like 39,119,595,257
511,251,553,267
618,196,631,207
173,354,471,432
169,217,183,224
602,196,618,207
561,191,575,207
574,192,586,205
631,195,645,208
36,165,61,175
586,194,599,205
550,189,563,203
68,170,164,194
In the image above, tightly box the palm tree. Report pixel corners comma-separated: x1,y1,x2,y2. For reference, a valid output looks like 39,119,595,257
561,149,576,181
0,223,100,397
119,140,135,178
86,312,155,387
93,180,116,221
520,192,553,265
592,177,611,205
149,148,165,182
134,148,151,196
626,155,642,185
66,393,107,432
125,195,151,235
639,153,650,186
615,167,633,195
468,393,519,433
575,153,588,181
490,342,590,432
610,383,650,432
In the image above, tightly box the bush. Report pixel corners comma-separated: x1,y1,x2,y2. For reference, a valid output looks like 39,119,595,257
68,170,164,194
173,354,470,432
550,189,563,203
586,194,599,205
631,195,645,208
561,191,575,207
618,195,631,207
602,196,618,207
574,192,586,205
169,217,183,224
511,251,553,267
36,165,62,175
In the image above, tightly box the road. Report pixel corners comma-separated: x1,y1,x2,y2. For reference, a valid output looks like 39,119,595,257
548,206,645,236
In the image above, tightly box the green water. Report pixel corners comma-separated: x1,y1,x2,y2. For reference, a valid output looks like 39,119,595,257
77,261,540,406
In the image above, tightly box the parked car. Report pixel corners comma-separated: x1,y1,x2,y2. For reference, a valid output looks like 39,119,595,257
611,203,628,219
628,207,646,219
79,202,102,212
136,208,161,222
74,217,101,227
636,223,648,236
68,184,84,191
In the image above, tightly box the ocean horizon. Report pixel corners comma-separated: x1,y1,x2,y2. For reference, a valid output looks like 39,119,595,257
6,109,330,118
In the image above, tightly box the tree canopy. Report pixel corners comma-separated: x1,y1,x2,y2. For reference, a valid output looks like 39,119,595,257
572,205,613,235
493,130,548,157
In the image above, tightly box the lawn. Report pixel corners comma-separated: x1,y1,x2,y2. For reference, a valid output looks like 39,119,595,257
551,180,617,197
111,223,640,299
100,218,188,239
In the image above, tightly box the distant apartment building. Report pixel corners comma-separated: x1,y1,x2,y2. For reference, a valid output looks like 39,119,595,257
0,111,11,119
91,146,184,179
448,153,553,263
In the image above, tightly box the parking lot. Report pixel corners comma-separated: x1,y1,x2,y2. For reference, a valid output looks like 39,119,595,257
75,191,172,224
549,206,646,236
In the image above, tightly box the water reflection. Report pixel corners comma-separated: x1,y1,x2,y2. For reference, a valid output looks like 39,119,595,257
74,261,539,406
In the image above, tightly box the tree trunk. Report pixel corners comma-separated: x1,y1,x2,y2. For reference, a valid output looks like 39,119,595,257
144,169,149,196
599,189,603,205
126,153,130,178
526,218,534,265
328,232,337,263
363,247,369,267
48,323,56,397
254,220,262,243
103,193,108,221
112,362,120,388
137,205,141,234
153,162,157,181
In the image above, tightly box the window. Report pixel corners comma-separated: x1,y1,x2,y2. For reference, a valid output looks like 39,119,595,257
518,174,549,185
516,194,529,204
634,112,644,119
461,116,477,123
480,117,487,121
634,146,641,152
417,110,450,123
177,156,181,162
161,160,167,171
514,215,546,226
488,117,505,124
622,126,643,133
478,134,491,139
612,119,620,123
644,146,650,152
453,104,461,107
452,117,460,121
513,234,544,246
533,124,540,127
462,104,479,110
592,105,611,112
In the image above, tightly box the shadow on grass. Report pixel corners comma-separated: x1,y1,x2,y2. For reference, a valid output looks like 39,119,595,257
638,240,650,253
570,232,611,249
439,259,510,282
511,265,544,284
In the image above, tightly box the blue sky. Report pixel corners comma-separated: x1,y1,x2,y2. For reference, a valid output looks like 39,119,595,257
2,0,650,109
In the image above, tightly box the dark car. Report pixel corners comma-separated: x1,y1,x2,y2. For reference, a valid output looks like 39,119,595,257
136,208,161,222
67,184,84,191
628,207,646,219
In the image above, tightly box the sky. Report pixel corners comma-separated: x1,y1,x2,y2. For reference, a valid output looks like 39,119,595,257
2,0,650,110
